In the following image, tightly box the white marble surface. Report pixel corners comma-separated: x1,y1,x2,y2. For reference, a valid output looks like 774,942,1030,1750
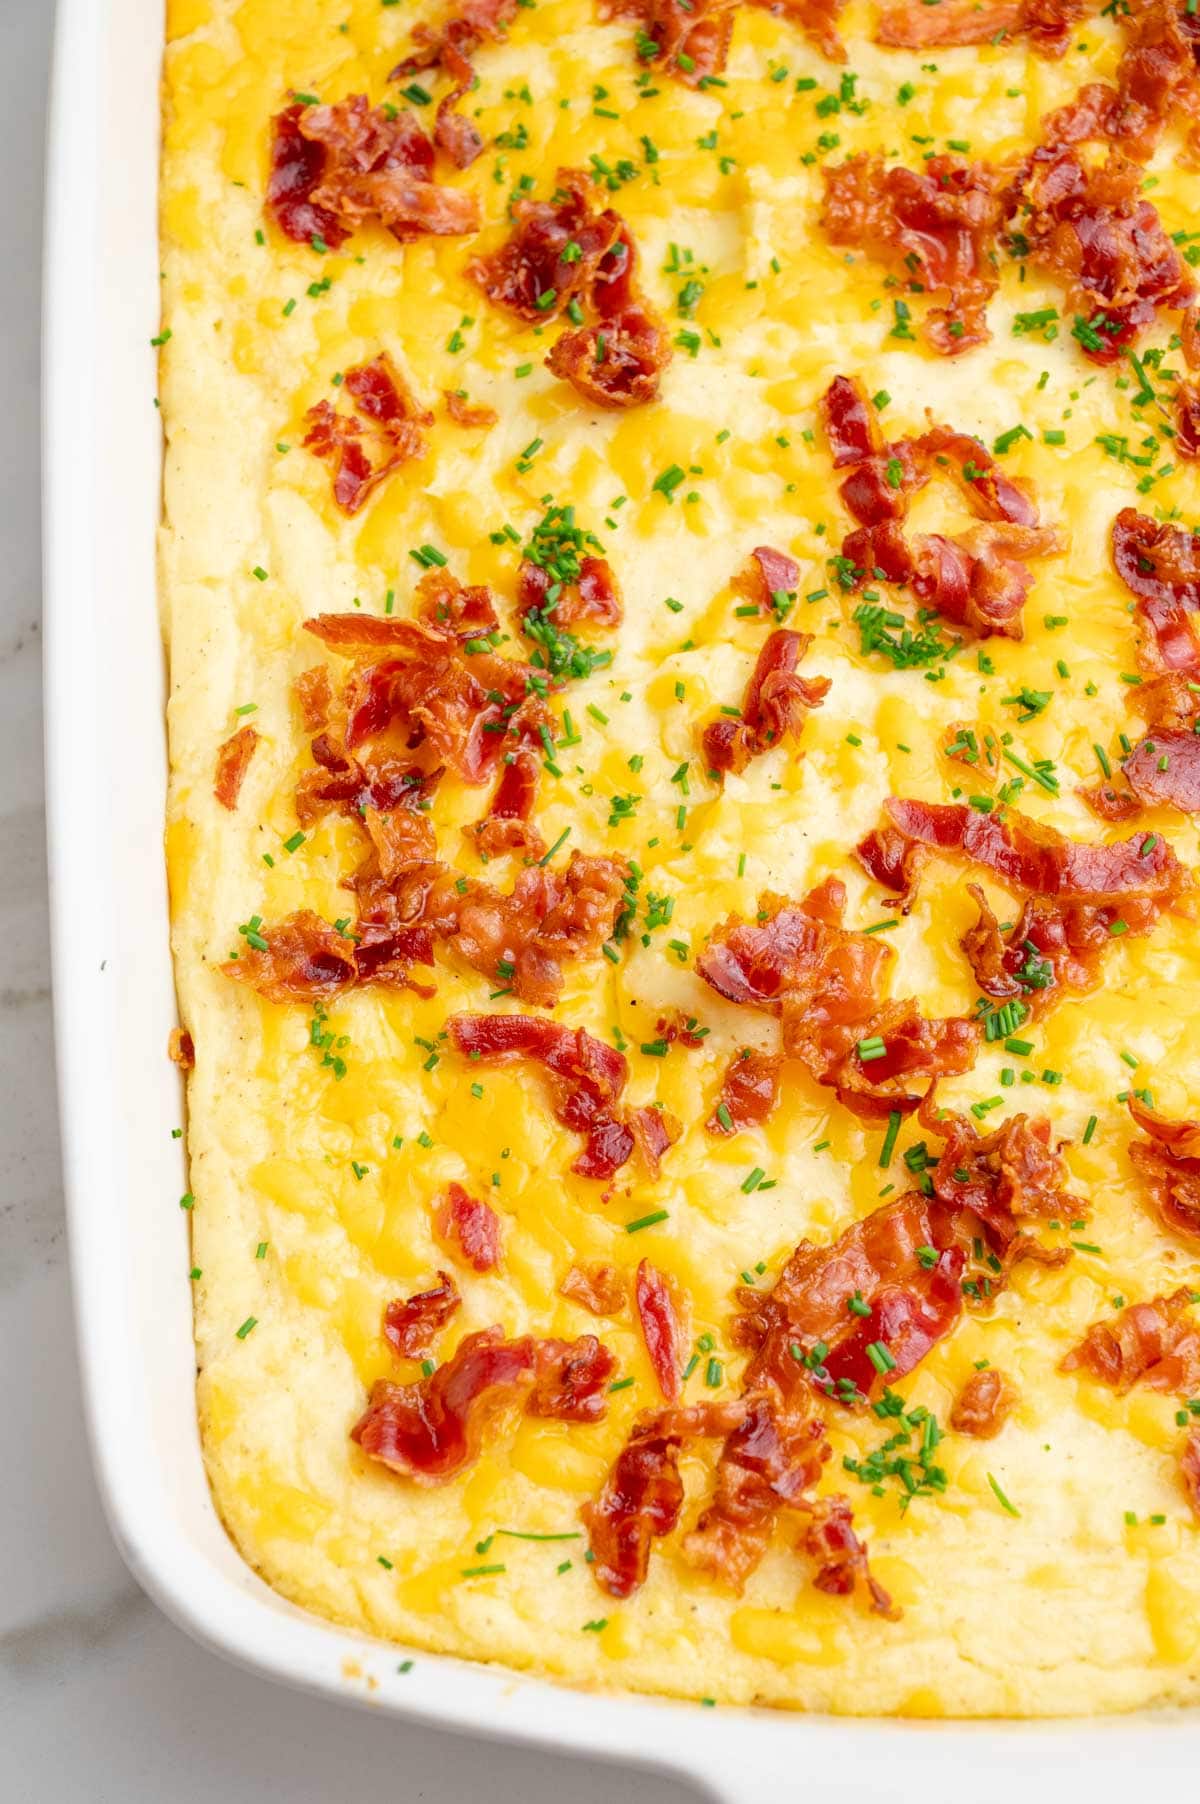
0,6,703,1798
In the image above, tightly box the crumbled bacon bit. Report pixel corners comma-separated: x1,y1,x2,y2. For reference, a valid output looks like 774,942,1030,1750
1006,150,1194,361
432,40,484,169
635,1259,686,1401
961,879,1165,1012
1112,507,1200,678
447,1013,672,1179
303,354,433,516
266,96,479,249
434,1181,503,1272
470,170,667,407
1123,730,1200,814
529,1335,617,1420
732,546,800,615
560,1262,627,1316
601,0,847,85
383,1272,462,1358
803,1494,897,1618
1062,1288,1200,1395
545,303,671,409
354,1329,533,1482
469,168,630,324
214,724,260,811
295,665,333,732
518,551,622,630
444,389,498,429
1127,1094,1200,1245
583,1401,752,1599
224,910,361,1003
942,722,1001,785
950,1368,1019,1439
821,155,1006,353
598,0,738,88
820,375,1062,639
707,1047,782,1135
876,0,1084,54
1183,1425,1200,1520
654,1009,708,1050
467,748,546,861
1041,1,1200,166
697,880,977,1118
389,0,520,81
354,1324,614,1483
858,796,1189,912
702,630,830,778
167,1027,194,1069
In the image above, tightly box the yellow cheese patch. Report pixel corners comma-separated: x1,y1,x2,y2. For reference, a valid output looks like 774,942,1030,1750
162,0,1200,1715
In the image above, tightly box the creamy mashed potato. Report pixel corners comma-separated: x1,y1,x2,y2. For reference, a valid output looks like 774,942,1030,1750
159,0,1200,1714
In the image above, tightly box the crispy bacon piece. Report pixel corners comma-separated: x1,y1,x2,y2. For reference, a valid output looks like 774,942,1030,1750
822,155,1006,353
1127,1094,1200,1245
167,1027,194,1069
468,748,545,861
518,550,622,631
446,852,629,1005
698,880,977,1117
876,0,1085,54
546,303,671,409
583,1401,751,1598
223,910,359,1003
635,1259,686,1401
1112,507,1200,678
448,1013,676,1179
598,0,738,88
560,1261,627,1315
434,1181,502,1272
389,0,520,79
1184,1425,1200,1520
912,523,1064,640
820,375,1060,638
529,1335,617,1420
1123,730,1200,813
784,998,979,1121
213,724,260,810
950,1367,1019,1438
698,878,890,1012
470,169,667,406
857,796,1189,911
926,1104,1082,1246
353,1328,536,1482
803,1494,896,1616
354,1325,614,1483
732,546,801,615
708,1047,782,1135
1007,150,1194,361
1176,307,1200,459
304,604,547,788
1042,1,1200,165
1078,779,1143,823
431,40,484,170
942,721,1001,786
444,389,498,429
1062,1288,1200,1395
702,630,830,778
601,0,847,84
303,354,433,516
469,168,631,324
687,1107,1072,1598
961,879,1165,1012
295,665,332,732
383,1272,462,1358
266,97,478,250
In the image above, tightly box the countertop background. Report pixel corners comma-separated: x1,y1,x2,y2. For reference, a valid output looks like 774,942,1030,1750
0,6,701,1798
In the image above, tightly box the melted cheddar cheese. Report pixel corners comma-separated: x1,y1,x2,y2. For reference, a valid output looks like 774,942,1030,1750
161,0,1200,1714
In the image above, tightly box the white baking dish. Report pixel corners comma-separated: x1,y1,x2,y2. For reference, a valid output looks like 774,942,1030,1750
40,0,1198,1791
